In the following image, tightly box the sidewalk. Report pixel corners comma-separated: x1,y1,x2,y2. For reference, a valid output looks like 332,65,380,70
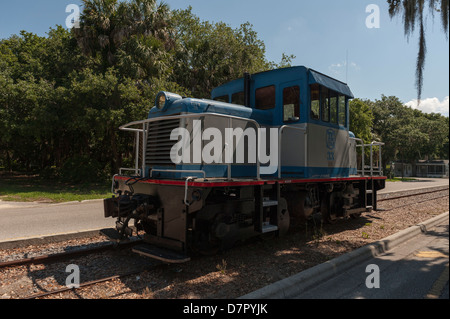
240,211,449,299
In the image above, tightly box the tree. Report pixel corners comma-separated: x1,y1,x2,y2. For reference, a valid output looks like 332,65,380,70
0,32,55,172
415,111,449,159
170,7,294,98
0,0,295,179
349,98,374,143
387,0,449,102
170,8,265,97
74,0,173,78
349,98,377,172
368,95,449,176
71,0,180,173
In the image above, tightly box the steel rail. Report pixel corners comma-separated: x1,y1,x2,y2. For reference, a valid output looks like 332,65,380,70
376,187,449,212
24,269,143,299
0,240,141,269
377,194,449,212
378,187,449,202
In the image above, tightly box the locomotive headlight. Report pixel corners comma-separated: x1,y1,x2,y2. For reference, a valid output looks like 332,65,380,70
156,92,166,109
155,91,183,110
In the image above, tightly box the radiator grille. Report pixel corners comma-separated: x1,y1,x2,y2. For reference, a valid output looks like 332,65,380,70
145,118,181,166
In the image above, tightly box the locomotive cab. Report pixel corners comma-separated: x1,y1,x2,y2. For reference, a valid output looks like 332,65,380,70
211,66,357,179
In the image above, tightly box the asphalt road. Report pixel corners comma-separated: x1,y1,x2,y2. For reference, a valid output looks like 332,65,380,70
293,221,449,299
0,199,114,242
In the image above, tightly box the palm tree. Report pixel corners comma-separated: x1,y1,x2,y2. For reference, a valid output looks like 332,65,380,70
73,0,173,76
71,0,174,173
387,0,449,102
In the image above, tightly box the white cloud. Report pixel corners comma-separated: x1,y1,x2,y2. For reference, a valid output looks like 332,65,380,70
405,96,449,116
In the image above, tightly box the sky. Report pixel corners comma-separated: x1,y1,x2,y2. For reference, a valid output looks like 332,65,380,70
0,0,448,116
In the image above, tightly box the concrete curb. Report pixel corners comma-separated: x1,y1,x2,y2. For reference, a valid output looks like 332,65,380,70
0,229,103,250
239,211,449,299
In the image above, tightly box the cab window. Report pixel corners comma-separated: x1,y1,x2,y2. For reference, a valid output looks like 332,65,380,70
232,92,245,105
338,95,347,126
214,95,228,103
330,90,338,124
310,84,320,120
283,86,300,122
320,87,330,122
255,85,275,110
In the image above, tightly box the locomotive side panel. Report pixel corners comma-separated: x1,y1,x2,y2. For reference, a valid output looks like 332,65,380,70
307,123,352,178
279,124,307,177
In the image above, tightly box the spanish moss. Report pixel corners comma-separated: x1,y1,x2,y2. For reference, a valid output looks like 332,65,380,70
387,0,449,102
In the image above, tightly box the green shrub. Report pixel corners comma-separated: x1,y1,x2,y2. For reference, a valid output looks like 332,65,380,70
59,155,106,183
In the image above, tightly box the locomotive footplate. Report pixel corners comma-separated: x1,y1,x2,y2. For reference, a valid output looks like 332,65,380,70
132,243,191,263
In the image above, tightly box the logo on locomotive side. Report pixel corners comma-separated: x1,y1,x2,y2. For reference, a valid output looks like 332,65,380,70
326,129,336,150
326,129,336,161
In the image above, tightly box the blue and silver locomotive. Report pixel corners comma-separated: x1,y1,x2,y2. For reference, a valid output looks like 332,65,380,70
103,66,386,263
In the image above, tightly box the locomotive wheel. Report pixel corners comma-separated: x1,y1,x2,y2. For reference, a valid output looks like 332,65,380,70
286,191,313,226
190,218,222,256
195,238,221,256
321,192,338,224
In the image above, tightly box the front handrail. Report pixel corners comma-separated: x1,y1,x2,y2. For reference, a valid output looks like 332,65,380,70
367,141,384,176
351,137,384,176
350,138,364,176
119,112,262,180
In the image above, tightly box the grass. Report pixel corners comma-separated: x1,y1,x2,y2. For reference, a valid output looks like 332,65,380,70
386,177,418,182
216,259,227,274
0,173,111,203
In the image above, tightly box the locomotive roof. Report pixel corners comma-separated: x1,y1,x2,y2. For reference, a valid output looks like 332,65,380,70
211,65,354,99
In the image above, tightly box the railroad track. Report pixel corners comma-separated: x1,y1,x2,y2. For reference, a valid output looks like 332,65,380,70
0,239,141,269
0,239,145,299
24,268,143,299
378,186,449,202
376,186,449,211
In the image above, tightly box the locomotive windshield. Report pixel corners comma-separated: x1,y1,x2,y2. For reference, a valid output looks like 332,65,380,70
310,83,348,128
